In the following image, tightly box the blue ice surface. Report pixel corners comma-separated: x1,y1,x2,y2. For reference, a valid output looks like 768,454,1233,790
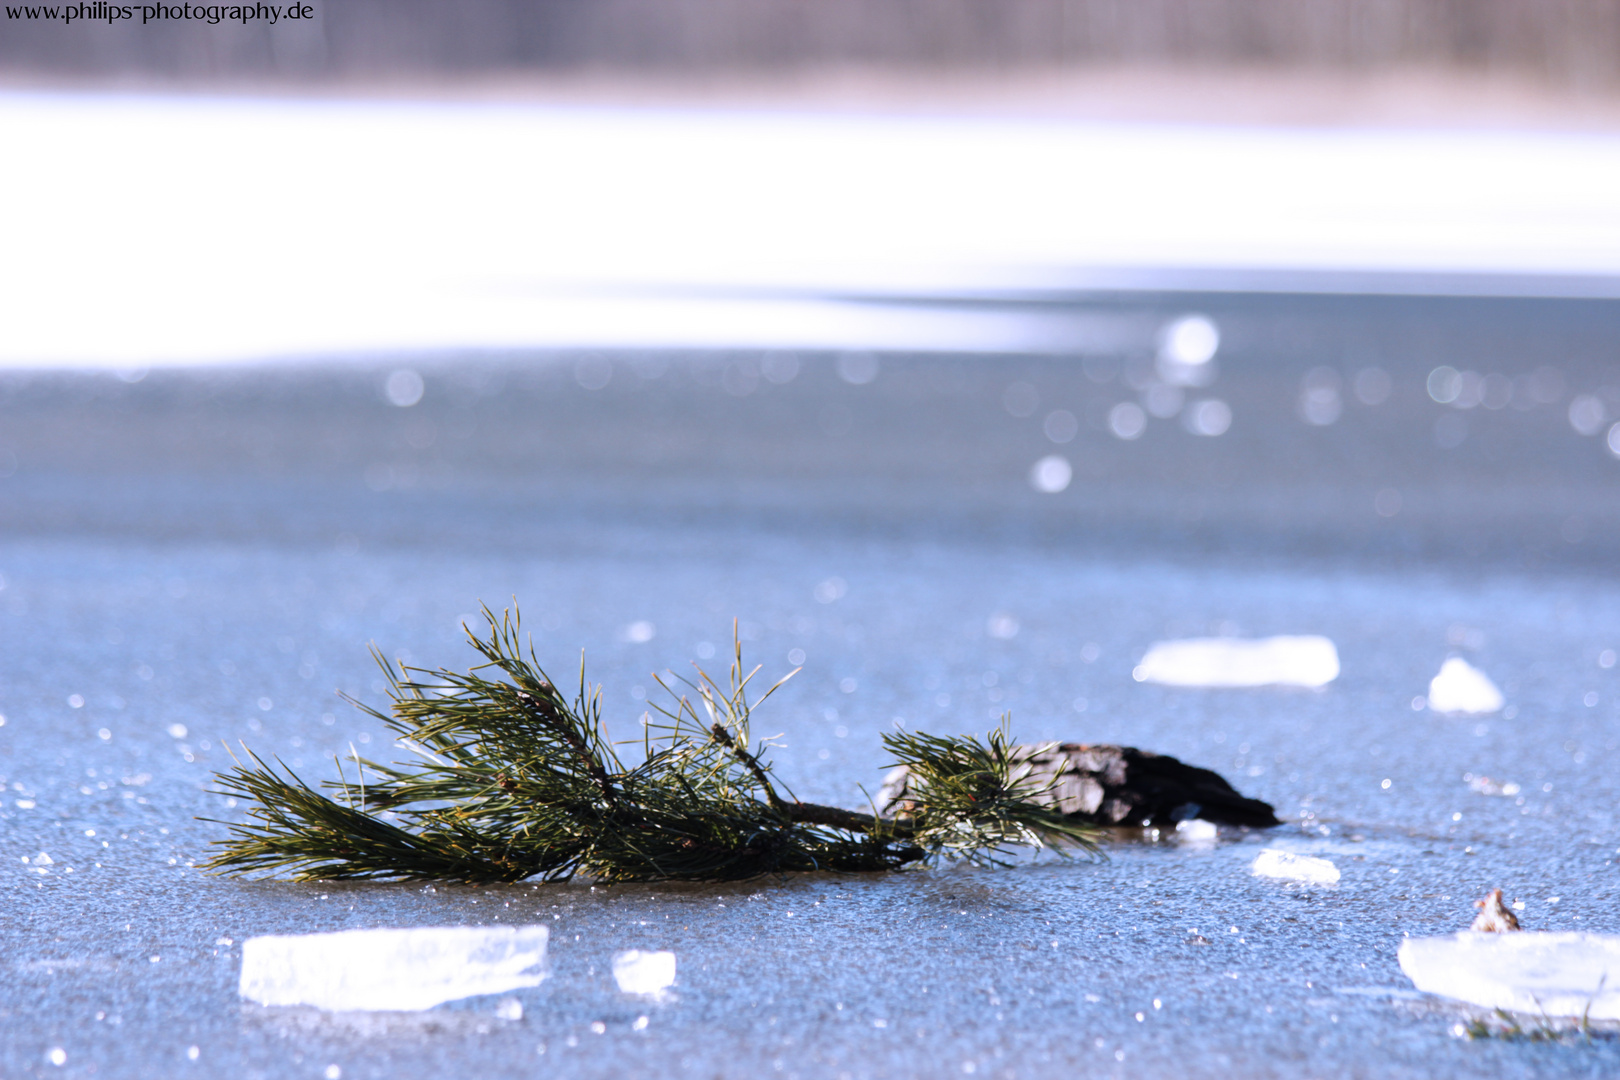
2,298,1619,1077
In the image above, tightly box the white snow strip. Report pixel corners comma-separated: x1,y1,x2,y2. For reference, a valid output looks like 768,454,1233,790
1133,636,1339,688
1427,658,1505,715
6,92,1620,366
239,925,549,1011
1251,849,1341,885
1399,932,1620,1019
612,950,677,996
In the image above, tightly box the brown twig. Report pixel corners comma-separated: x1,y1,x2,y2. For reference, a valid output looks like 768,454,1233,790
516,686,620,805
708,722,786,806
708,724,915,836
783,800,915,837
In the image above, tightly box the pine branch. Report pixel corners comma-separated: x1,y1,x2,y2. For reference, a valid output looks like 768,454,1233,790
202,604,1099,884
881,724,1100,865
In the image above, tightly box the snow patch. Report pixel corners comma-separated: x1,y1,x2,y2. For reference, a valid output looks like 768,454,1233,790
1399,932,1620,1019
239,925,549,1011
1251,849,1341,885
1133,636,1339,688
1427,658,1504,715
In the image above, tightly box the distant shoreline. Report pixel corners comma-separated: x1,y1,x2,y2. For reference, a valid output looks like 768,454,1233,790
4,64,1620,132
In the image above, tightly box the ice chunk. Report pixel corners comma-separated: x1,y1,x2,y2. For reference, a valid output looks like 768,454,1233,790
1427,658,1503,715
1133,636,1339,688
240,925,548,1011
1251,849,1340,884
1174,819,1218,842
1399,932,1620,1019
612,950,676,996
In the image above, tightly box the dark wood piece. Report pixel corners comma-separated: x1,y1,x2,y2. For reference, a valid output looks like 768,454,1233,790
877,742,1279,828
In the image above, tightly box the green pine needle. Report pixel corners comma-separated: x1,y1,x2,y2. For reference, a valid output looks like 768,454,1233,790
202,604,1099,884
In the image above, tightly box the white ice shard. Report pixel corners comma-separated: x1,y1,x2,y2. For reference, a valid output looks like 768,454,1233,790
1426,657,1504,715
612,950,677,996
1251,849,1341,884
1132,636,1339,688
1399,932,1620,1019
240,925,549,1011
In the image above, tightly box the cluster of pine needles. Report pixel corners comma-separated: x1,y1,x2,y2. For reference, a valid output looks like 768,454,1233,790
204,606,1099,883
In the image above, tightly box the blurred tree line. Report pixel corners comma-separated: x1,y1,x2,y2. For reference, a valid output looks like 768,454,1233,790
4,0,1619,87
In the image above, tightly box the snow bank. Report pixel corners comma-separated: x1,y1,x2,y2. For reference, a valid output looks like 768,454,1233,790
1399,932,1620,1019
1251,849,1341,884
1426,658,1504,715
1133,636,1339,688
240,925,549,1011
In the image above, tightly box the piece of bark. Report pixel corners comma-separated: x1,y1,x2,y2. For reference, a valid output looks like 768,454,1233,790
877,742,1280,828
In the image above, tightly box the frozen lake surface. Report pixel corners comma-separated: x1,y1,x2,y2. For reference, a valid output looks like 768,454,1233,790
2,292,1619,1077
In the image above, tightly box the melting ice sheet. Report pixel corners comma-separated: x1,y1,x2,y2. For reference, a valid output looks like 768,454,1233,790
1399,932,1620,1019
1427,657,1505,715
239,925,549,1011
1132,636,1339,688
